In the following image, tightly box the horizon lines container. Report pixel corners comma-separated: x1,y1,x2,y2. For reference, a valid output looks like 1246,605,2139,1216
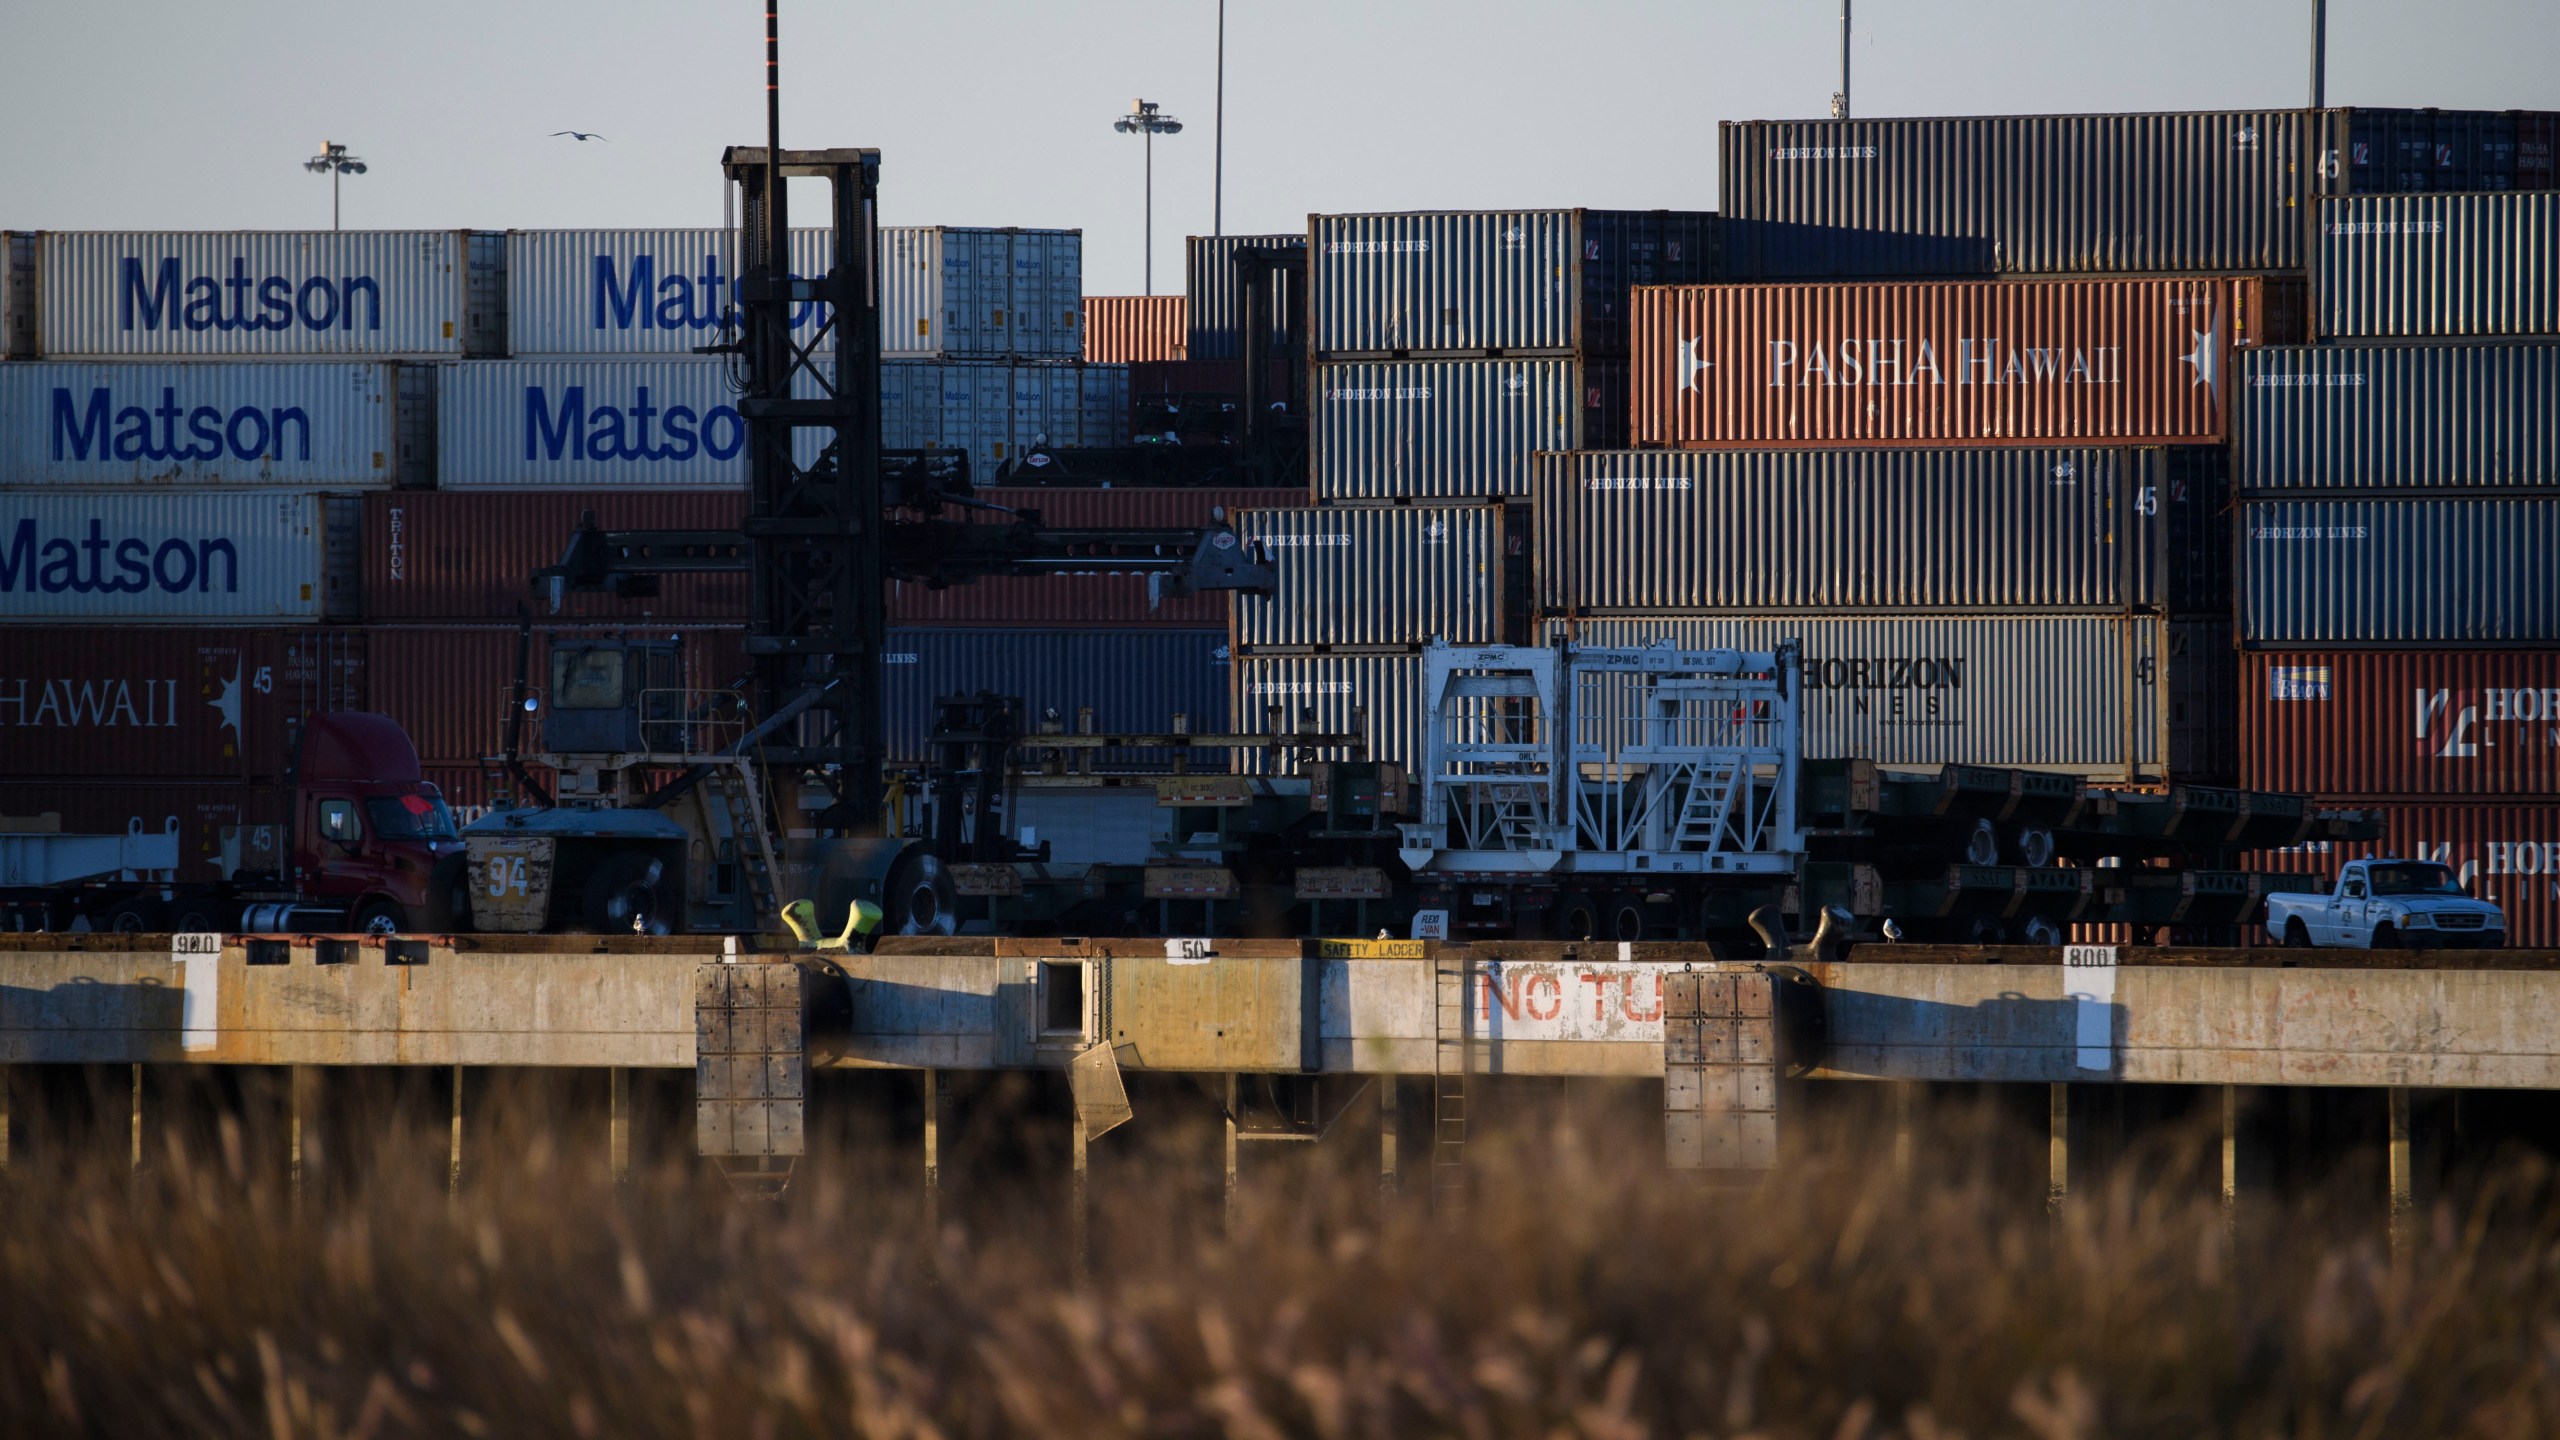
36,230,497,359
880,629,1229,767
2236,344,2560,492
1231,503,1504,647
2250,801,2560,948
1312,356,1623,501
1531,446,2229,615
1631,275,2303,449
2316,192,2559,340
888,487,1269,627
1312,210,1719,358
2241,497,2560,645
1229,650,1426,776
1,361,401,488
0,490,327,621
0,626,365,781
1554,613,2180,781
2239,650,2560,797
359,489,750,623
1083,296,1186,362
1186,233,1305,361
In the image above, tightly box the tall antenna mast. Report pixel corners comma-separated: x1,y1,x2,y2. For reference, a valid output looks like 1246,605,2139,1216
2308,0,2327,109
1833,0,1852,120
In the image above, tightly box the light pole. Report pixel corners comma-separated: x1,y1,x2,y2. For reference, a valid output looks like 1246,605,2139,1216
303,141,368,231
1113,99,1183,294
1214,1,1225,238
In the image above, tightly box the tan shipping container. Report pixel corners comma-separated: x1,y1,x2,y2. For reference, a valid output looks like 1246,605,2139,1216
1631,275,2303,449
1083,295,1187,363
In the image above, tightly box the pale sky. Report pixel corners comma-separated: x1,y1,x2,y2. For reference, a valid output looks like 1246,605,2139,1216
5,1,2555,295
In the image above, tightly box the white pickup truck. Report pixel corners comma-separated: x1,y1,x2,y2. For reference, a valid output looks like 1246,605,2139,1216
2264,859,2508,950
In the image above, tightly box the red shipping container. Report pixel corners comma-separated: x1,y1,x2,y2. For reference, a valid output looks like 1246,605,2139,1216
1631,275,2305,448
2240,651,2560,798
0,780,288,886
888,487,1270,627
367,625,748,765
0,627,366,782
1084,296,1187,362
2250,802,2560,948
362,490,750,623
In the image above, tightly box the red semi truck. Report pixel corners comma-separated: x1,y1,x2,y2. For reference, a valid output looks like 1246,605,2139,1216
0,712,467,934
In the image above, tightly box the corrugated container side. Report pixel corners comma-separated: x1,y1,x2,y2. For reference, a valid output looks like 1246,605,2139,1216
1631,275,2299,449
1556,613,2168,780
38,231,468,358
2238,650,2560,796
1186,233,1306,360
395,362,436,483
2249,802,2560,948
0,362,399,488
2241,498,2560,645
367,624,747,765
1312,210,1717,357
1229,650,1426,775
885,487,1266,627
323,495,361,620
0,626,366,780
880,629,1228,767
1714,217,1995,281
359,490,750,622
2167,619,2238,787
1531,446,2225,614
504,228,835,357
0,490,324,621
435,359,834,488
464,231,507,358
0,780,290,887
1231,504,1504,647
1008,230,1086,360
2316,192,2560,340
1312,356,1617,501
1717,112,2313,274
2236,344,2560,492
1084,296,1186,362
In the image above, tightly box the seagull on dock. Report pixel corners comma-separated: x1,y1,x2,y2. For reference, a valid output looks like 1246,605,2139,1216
552,130,609,142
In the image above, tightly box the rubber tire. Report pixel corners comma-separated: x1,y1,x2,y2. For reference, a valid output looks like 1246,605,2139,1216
2371,923,2400,950
1548,892,1603,942
2021,915,2064,947
351,898,406,936
1962,819,2001,867
1964,915,2007,945
1609,902,1647,943
2012,826,2057,869
2283,919,2313,948
103,900,157,933
583,852,672,936
420,853,473,933
166,901,223,934
883,850,958,937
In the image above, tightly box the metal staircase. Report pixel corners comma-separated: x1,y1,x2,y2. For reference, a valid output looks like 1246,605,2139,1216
708,760,784,927
1432,956,1471,1213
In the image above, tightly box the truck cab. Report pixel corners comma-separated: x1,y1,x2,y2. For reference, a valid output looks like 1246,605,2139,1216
2264,858,2507,950
290,712,468,933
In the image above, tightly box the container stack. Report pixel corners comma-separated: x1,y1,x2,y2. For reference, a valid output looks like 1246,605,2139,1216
1083,295,1185,363
2240,191,2560,945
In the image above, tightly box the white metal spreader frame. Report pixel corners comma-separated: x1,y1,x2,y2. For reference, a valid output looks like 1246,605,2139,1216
1398,641,1803,876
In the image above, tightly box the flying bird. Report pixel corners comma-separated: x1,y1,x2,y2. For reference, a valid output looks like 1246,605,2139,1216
551,130,609,142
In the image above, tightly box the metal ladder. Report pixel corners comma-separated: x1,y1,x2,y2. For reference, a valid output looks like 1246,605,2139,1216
1672,762,1744,851
1432,956,1471,1212
710,759,784,928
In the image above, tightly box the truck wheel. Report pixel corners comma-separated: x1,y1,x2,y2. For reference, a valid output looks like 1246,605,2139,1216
1962,819,2001,866
2011,826,2057,869
2283,919,2312,948
1609,901,1647,942
167,902,223,934
2371,923,2399,950
351,899,407,936
103,900,158,933
1548,892,1602,942
421,853,473,932
585,852,673,936
883,851,958,936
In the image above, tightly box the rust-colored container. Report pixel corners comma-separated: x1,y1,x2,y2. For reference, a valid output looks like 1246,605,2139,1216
2240,651,2560,798
362,490,750,623
2249,802,2560,949
1631,275,2304,449
0,627,367,781
1083,296,1187,363
366,624,747,765
888,487,1270,628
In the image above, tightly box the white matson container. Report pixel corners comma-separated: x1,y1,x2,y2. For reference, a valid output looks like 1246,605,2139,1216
0,362,401,488
36,231,489,359
0,490,328,621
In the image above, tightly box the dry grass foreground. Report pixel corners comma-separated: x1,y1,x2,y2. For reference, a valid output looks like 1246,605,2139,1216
0,1071,2556,1439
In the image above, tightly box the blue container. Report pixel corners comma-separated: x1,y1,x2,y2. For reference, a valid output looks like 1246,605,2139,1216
1312,210,1718,357
2316,193,2560,340
2240,498,2560,645
880,629,1230,765
1312,356,1624,501
2236,344,2560,492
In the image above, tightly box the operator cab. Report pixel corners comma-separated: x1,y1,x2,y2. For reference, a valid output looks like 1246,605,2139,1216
542,637,691,755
